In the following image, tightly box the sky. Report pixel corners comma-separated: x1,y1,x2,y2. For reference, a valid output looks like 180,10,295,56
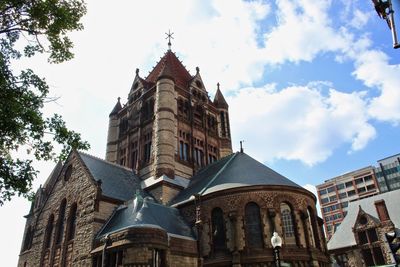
2,0,400,265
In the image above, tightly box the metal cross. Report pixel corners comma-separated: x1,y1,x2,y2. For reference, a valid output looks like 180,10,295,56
165,30,174,50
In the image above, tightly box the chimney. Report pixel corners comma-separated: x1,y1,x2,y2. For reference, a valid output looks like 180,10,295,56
374,199,390,222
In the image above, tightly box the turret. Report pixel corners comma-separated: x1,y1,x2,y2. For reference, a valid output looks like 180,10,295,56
213,83,232,157
105,97,121,162
152,64,177,179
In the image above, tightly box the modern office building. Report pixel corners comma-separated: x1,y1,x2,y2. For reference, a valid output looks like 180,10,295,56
374,153,400,193
317,166,380,240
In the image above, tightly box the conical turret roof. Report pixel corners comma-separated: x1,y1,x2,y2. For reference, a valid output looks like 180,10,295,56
171,152,303,206
213,86,228,108
109,97,122,116
145,50,192,88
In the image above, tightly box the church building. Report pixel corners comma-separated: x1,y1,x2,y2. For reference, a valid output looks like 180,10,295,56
18,44,330,267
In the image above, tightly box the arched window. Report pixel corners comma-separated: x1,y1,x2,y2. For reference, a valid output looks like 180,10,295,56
307,207,321,249
44,214,54,249
55,199,66,245
280,203,295,244
245,202,264,248
67,203,77,241
211,208,226,250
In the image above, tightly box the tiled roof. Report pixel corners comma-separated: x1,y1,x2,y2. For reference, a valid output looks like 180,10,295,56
78,152,141,201
327,190,400,251
171,152,302,205
145,50,192,88
97,196,194,239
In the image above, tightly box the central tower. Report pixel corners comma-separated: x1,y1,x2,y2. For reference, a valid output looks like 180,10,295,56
105,47,232,203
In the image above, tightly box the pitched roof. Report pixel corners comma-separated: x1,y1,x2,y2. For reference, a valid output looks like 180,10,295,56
78,152,141,201
42,161,63,194
171,152,302,205
213,87,228,108
97,196,194,239
145,50,192,88
327,190,400,251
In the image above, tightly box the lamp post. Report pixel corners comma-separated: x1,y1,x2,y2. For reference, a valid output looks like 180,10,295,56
271,232,283,267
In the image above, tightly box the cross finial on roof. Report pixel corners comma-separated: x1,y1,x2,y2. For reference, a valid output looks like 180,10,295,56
165,30,174,50
217,82,220,90
240,140,244,153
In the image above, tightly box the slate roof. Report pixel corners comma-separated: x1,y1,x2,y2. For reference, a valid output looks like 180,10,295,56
78,152,141,201
327,190,400,251
145,50,192,88
171,152,302,206
213,87,228,108
97,196,194,239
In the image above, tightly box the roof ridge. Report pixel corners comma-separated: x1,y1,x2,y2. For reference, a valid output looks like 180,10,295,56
198,152,238,195
78,151,134,172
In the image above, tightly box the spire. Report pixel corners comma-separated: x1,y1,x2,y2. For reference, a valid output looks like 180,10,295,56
109,97,122,116
213,83,228,109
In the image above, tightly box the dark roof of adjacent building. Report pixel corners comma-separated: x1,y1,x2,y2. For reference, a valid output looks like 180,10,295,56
145,50,192,88
171,152,302,205
97,196,194,239
327,190,400,251
78,152,141,201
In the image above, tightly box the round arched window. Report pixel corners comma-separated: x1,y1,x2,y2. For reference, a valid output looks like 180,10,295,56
64,165,72,181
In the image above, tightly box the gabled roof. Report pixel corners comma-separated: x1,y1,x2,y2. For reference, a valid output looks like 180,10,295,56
171,152,302,206
327,190,400,251
145,50,192,88
97,196,194,239
213,87,228,108
78,152,141,201
42,161,63,194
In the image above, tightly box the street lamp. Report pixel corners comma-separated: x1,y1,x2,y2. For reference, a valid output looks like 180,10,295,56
271,232,283,267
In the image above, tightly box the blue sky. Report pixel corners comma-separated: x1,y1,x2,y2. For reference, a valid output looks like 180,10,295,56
2,0,400,265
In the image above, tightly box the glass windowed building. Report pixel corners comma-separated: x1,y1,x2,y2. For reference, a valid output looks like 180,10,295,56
375,153,400,192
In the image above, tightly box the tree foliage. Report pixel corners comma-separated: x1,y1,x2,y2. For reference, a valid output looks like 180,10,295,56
0,0,89,205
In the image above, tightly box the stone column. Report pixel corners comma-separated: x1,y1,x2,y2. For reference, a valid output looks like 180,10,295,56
153,77,177,178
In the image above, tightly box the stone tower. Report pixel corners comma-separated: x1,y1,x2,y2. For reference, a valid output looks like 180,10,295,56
105,48,233,203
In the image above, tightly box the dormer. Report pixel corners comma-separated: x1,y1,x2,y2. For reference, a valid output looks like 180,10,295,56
189,67,209,104
128,69,146,104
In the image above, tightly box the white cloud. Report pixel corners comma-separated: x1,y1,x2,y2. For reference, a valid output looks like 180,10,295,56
229,82,375,165
349,9,371,29
351,50,400,125
302,184,321,217
261,0,351,64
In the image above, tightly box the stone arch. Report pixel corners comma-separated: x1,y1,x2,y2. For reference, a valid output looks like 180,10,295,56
44,214,55,249
55,198,67,245
307,206,321,249
211,207,227,252
244,202,264,249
